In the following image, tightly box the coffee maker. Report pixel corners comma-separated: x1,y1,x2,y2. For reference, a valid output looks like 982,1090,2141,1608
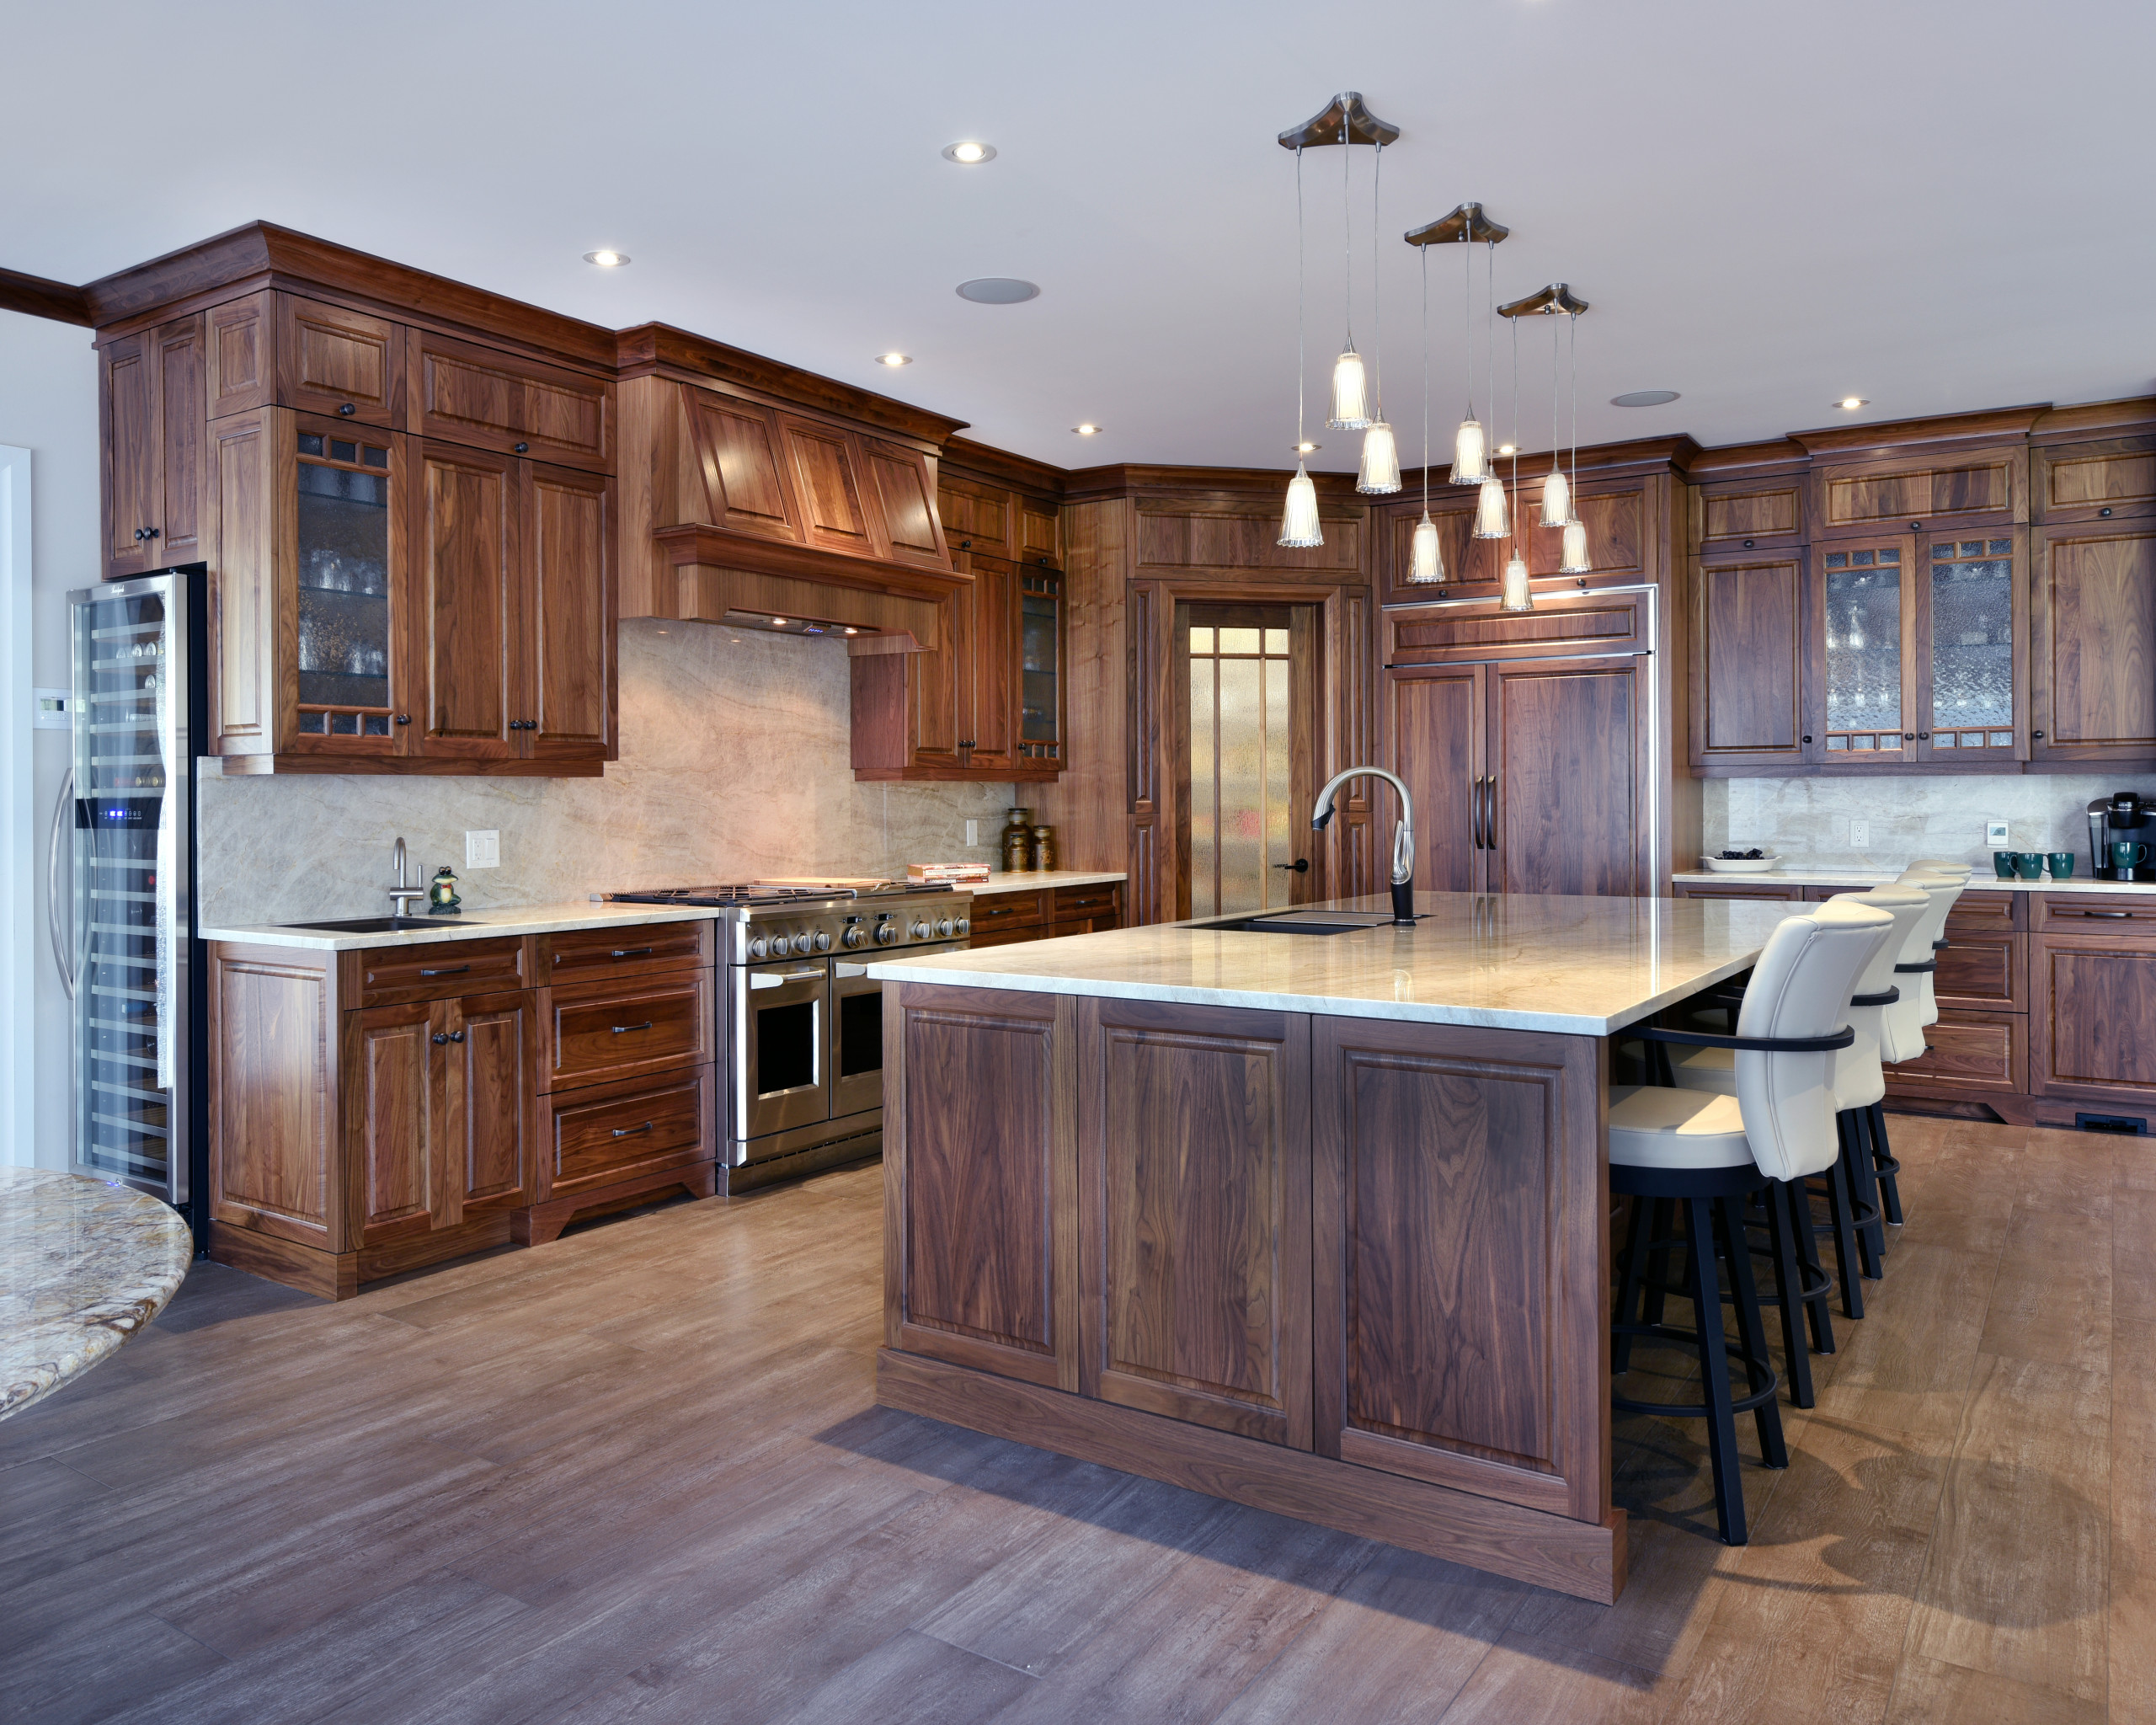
2089,790,2156,881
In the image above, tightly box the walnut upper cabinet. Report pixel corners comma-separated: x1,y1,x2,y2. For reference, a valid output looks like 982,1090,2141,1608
1689,553,1808,769
205,291,403,426
410,330,612,472
101,314,205,580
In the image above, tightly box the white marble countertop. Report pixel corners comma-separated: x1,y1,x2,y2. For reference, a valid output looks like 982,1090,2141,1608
1673,866,2156,895
2,1167,191,1420
963,870,1128,895
201,900,724,953
868,891,1794,1035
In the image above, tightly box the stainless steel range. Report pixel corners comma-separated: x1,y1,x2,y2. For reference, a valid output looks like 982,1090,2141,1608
603,881,970,1192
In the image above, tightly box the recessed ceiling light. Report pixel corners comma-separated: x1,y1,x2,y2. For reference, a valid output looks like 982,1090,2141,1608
1611,389,1679,408
1838,397,1869,410
1073,424,1102,436
1292,441,1322,453
875,353,912,367
1497,443,1517,457
956,277,1039,305
942,141,997,164
583,250,630,268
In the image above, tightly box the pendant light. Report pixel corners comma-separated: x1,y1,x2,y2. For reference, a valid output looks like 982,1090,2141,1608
1540,315,1571,527
1328,118,1369,430
1279,144,1323,548
1559,309,1591,574
1406,238,1443,582
1500,310,1532,611
1471,238,1508,537
1449,227,1486,483
1357,142,1401,494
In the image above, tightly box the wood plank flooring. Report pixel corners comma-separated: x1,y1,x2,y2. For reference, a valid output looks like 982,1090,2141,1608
0,1116,2143,1722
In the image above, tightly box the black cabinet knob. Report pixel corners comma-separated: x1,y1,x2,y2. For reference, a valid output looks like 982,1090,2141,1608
338,403,357,416
394,713,410,725
1742,538,1755,548
1903,732,1914,740
1918,731,1930,740
513,442,529,454
1909,521,1922,530
2100,506,2115,517
1802,735,1813,745
2033,729,2044,740
450,1029,465,1043
431,1032,450,1045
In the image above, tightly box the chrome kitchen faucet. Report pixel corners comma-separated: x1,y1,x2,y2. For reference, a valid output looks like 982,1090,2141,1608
1311,767,1418,925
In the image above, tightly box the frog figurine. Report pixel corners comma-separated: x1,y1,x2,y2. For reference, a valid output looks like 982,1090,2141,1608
428,864,462,916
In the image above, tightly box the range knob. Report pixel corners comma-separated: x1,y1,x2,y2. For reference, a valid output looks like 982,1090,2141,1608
812,929,834,953
793,932,819,956
842,924,867,948
910,919,931,939
746,935,768,960
955,916,970,936
874,921,898,944
936,916,955,938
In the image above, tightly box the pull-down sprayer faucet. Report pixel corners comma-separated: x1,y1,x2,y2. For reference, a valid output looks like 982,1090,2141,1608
1310,767,1417,926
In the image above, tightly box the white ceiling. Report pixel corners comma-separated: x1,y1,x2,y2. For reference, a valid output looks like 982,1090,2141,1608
9,1,2153,473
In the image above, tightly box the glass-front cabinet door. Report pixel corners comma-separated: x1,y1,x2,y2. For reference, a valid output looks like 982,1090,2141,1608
1816,537,1919,763
1017,566,1063,770
287,414,408,760
1919,533,2022,761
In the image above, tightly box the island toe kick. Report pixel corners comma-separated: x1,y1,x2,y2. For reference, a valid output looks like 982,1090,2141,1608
876,981,1625,1604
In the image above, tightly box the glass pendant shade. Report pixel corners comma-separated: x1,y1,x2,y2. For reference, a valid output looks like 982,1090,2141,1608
1560,516,1590,574
1449,416,1489,485
1501,556,1534,612
1540,468,1571,528
1409,513,1444,584
1357,421,1401,494
1472,474,1509,539
1278,462,1324,548
1328,347,1370,430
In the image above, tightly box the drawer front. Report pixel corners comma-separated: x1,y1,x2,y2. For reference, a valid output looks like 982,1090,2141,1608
352,937,528,1007
545,973,712,1091
968,890,1049,932
278,295,402,426
544,1065,712,1199
2031,933,2156,1099
966,924,1043,950
1052,884,1122,925
2033,893,2156,932
541,921,712,985
1679,883,1807,901
1886,1009,2027,1095
1946,890,2024,934
1935,933,2026,1012
414,332,612,471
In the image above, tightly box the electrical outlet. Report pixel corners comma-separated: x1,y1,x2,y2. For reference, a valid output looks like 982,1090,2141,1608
965,820,979,847
1986,820,2010,847
1849,820,1870,848
465,830,500,869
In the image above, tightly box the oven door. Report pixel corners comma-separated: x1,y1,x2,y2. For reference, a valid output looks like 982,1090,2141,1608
830,959,886,1122
733,960,830,1140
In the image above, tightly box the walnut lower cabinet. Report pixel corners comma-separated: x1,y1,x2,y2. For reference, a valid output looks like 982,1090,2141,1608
878,981,1625,1604
207,925,715,1298
962,879,1123,949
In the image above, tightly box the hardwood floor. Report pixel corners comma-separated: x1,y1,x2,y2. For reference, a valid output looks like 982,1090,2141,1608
0,1116,2143,1722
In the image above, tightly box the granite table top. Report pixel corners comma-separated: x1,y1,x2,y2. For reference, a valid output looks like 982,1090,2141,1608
1,1167,191,1420
868,891,1796,1035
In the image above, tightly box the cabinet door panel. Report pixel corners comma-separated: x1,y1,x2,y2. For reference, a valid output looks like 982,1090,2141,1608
967,557,1017,767
544,1064,710,1199
524,462,614,761
544,972,711,1091
1387,665,1482,893
939,476,1014,557
413,442,520,757
1813,536,1919,765
452,991,535,1211
2031,526,2156,764
1884,1009,2026,1096
155,316,205,566
207,294,270,418
1489,657,1646,896
1693,556,1805,766
865,442,947,568
1076,998,1310,1446
349,1001,438,1244
694,398,799,541
414,333,611,469
2031,936,2156,1100
2039,440,2156,525
210,949,336,1247
278,296,400,425
1699,479,1804,552
1935,932,2025,1012
779,418,880,558
102,332,159,579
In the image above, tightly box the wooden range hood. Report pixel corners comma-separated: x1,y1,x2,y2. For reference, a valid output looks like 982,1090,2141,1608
616,324,974,651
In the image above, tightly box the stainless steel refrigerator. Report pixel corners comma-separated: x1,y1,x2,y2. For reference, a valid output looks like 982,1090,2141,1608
48,569,206,1227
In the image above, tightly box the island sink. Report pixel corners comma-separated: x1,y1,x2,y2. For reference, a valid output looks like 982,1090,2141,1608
277,916,443,933
1202,910,1394,936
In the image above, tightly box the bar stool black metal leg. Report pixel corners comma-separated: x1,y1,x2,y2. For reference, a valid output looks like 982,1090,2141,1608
1641,1197,1676,1332
1820,1153,1867,1321
1715,1194,1788,1467
1870,1100,1904,1226
1760,1178,1816,1407
1841,1111,1887,1278
1685,1196,1747,1546
1786,1178,1835,1354
1614,1194,1652,1375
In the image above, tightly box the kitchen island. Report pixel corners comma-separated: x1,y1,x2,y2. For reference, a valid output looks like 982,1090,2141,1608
866,891,1792,1603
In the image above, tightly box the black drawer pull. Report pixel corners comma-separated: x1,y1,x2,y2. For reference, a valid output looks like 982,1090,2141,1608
2079,910,2134,918
419,965,471,977
611,1120,654,1138
611,1021,654,1034
609,947,655,959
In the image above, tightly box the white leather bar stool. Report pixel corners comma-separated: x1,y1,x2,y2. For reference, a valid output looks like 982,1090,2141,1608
1605,900,1892,1544
1895,869,1966,1027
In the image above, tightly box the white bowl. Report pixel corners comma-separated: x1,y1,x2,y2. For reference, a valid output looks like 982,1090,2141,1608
1702,854,1782,874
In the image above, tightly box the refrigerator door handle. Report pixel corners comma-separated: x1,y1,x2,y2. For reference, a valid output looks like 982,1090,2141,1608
154,670,179,1092
47,769,75,996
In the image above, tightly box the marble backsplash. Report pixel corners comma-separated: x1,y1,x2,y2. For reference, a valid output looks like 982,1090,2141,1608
196,618,1013,927
1704,772,2156,872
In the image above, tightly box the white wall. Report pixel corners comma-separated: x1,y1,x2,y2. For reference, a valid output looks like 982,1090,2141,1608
0,308,100,1168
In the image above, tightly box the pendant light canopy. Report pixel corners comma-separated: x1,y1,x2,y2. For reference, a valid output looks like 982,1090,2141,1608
1406,203,1508,489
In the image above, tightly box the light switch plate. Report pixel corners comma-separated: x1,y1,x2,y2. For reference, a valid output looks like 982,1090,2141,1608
33,687,71,730
965,820,979,847
1849,820,1870,848
1986,820,2011,846
465,830,500,869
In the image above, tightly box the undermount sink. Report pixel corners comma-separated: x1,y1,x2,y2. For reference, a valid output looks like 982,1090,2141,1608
278,916,446,933
1202,911,1396,937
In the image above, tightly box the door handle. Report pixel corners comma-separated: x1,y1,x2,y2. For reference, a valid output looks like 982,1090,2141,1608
1272,858,1310,873
610,1021,654,1034
1485,776,1497,852
47,769,75,997
750,969,826,989
608,947,654,959
2079,910,2134,918
1471,775,1486,850
611,1121,655,1139
418,964,470,977
835,962,871,977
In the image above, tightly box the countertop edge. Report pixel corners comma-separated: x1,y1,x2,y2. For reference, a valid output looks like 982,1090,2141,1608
200,902,723,952
1673,868,2156,895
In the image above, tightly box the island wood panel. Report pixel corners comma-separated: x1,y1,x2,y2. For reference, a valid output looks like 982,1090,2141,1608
2029,524,2156,765
1310,1016,1609,1525
2030,933,2156,1102
886,983,1078,1390
1691,555,1806,766
1487,655,1650,897
1386,665,1483,893
207,945,339,1252
1074,997,1311,1447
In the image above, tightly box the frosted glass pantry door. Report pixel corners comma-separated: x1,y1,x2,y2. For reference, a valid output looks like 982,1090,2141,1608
1184,606,1313,919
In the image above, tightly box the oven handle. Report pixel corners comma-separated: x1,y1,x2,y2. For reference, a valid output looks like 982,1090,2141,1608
835,962,871,978
750,969,828,990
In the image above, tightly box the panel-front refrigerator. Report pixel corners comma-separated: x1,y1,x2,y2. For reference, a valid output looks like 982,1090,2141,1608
50,569,207,1228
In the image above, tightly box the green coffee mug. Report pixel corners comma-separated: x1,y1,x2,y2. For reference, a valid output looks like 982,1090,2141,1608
2113,839,2150,874
1992,851,2016,879
2013,852,2045,880
2047,852,2075,879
